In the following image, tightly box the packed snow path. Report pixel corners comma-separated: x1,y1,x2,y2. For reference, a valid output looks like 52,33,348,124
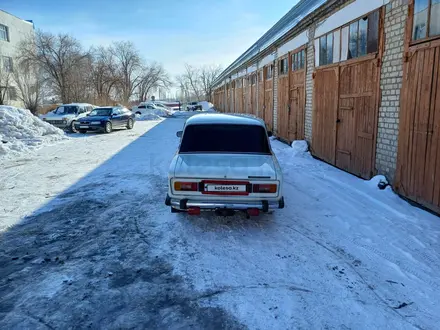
0,117,439,329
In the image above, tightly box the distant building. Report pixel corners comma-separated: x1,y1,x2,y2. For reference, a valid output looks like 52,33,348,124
0,9,34,107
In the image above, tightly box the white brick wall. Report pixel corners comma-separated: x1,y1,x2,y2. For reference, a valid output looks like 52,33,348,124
273,51,278,134
375,0,408,181
304,26,315,142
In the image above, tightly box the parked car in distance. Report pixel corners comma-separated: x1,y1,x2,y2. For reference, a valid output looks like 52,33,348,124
187,102,202,111
41,103,94,132
75,106,135,133
161,101,181,111
132,102,172,116
165,113,284,216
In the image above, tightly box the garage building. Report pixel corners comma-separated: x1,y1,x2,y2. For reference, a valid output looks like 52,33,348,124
212,0,440,214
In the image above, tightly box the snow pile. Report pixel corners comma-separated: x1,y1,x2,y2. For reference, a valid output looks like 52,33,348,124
149,108,170,118
0,106,66,158
366,175,390,190
171,110,193,118
274,140,311,162
198,101,214,110
135,112,162,121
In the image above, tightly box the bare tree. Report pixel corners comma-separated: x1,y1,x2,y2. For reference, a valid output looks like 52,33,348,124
199,64,222,102
17,30,90,103
110,41,142,103
182,64,202,101
0,63,12,105
137,62,172,101
176,64,222,102
12,58,42,113
90,46,119,104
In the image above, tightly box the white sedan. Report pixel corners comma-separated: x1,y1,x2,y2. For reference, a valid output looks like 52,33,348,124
165,113,285,216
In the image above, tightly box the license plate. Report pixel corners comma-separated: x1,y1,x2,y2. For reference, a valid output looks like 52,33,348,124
205,185,246,192
79,125,89,128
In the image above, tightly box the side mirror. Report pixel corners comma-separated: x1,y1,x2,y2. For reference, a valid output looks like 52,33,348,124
176,131,183,138
267,131,273,137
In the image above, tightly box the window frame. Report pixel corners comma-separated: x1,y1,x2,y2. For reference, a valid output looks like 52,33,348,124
291,47,306,71
2,56,13,72
265,64,273,80
0,24,9,42
410,0,440,45
8,87,17,101
278,56,289,76
315,8,381,68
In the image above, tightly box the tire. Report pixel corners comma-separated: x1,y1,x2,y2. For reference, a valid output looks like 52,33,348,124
69,121,78,133
79,129,87,134
136,112,141,115
104,122,112,134
126,118,134,129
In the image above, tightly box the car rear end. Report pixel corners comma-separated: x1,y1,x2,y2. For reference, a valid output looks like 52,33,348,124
166,118,284,216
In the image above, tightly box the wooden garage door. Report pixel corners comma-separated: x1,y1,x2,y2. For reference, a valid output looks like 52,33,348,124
277,58,290,141
312,66,339,165
396,41,440,212
336,57,379,178
251,78,257,115
258,70,265,118
264,80,273,131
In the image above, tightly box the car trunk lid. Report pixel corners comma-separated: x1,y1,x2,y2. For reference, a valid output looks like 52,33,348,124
174,154,277,180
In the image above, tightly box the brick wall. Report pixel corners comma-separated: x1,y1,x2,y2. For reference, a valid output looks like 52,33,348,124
304,26,315,142
375,0,408,181
273,51,278,134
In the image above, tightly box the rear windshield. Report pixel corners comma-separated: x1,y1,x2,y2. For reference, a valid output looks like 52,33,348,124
179,124,271,154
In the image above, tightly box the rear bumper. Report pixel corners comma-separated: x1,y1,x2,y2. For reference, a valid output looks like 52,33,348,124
165,194,284,211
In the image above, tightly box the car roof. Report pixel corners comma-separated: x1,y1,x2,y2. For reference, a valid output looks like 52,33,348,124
185,113,265,127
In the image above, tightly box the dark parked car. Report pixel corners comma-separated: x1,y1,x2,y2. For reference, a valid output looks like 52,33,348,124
75,107,135,133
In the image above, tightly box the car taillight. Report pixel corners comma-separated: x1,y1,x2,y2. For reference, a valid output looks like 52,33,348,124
174,181,198,191
253,184,277,193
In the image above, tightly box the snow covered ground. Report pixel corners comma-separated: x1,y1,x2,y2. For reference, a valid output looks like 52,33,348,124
0,115,439,329
0,106,67,159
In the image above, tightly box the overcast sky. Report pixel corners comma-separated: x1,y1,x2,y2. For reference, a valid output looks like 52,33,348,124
1,0,297,77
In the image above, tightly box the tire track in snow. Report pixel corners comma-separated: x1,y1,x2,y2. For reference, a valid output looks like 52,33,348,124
278,213,426,330
282,176,440,291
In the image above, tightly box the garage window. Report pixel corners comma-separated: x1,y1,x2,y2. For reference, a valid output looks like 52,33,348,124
279,58,288,75
413,0,440,40
319,32,336,66
347,11,379,59
292,49,305,71
251,73,257,85
266,65,273,79
316,10,379,66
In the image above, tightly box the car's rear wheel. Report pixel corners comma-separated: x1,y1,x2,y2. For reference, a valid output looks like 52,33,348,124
126,118,134,129
79,129,87,134
69,121,78,133
136,111,141,115
104,122,112,134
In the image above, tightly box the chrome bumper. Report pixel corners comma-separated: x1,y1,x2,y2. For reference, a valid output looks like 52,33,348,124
166,195,284,211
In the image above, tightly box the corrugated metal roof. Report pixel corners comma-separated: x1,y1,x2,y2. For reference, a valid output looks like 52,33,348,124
213,0,329,86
